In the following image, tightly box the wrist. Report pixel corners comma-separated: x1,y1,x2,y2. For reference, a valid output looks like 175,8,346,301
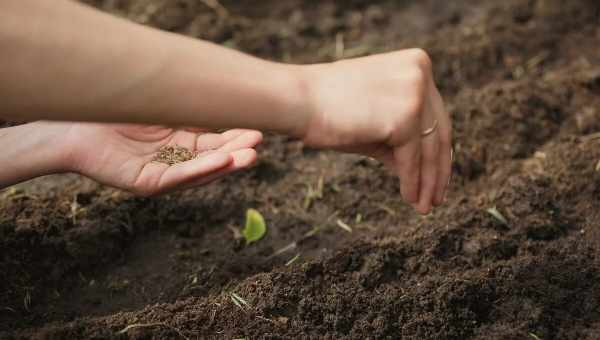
276,63,321,140
0,122,73,188
287,62,342,146
29,122,76,173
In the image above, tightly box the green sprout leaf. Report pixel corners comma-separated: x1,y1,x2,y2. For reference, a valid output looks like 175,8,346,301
529,333,542,340
243,209,267,245
231,292,250,308
486,206,509,226
230,292,251,312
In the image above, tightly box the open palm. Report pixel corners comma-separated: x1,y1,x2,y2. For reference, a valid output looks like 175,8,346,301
59,122,262,195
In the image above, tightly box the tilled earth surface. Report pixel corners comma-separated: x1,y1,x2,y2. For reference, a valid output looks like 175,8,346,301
1,0,600,339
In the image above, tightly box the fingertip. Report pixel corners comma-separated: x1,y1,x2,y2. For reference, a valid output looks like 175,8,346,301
231,148,258,168
222,129,262,143
218,130,264,152
417,192,435,214
247,130,264,147
416,180,436,213
413,201,432,215
401,178,420,204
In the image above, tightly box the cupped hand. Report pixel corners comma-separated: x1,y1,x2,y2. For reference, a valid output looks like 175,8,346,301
54,122,262,195
300,49,452,214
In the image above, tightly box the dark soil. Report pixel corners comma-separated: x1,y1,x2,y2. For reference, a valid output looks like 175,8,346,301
2,0,600,339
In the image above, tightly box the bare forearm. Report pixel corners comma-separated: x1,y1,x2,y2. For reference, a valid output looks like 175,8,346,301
0,123,69,188
0,0,310,136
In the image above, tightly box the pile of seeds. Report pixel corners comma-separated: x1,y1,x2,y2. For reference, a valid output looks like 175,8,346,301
152,145,200,165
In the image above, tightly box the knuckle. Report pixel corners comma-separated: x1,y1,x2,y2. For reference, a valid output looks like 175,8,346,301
407,48,432,72
402,73,427,113
405,66,428,88
404,95,425,119
399,80,426,119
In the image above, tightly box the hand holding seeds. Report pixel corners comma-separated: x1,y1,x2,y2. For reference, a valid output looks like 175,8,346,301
299,49,452,214
19,122,262,196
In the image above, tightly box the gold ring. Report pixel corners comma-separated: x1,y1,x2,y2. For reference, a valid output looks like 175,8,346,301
421,120,439,137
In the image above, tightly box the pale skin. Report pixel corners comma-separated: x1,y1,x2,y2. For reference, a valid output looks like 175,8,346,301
0,0,452,214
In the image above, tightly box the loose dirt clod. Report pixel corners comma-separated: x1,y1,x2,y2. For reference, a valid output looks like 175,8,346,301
152,145,200,165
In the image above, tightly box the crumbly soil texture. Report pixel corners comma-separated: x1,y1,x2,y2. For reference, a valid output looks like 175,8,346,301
2,0,600,339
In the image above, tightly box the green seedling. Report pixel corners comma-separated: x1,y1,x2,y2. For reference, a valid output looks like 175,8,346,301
486,207,508,226
529,333,542,340
303,175,324,210
230,292,250,312
243,209,266,245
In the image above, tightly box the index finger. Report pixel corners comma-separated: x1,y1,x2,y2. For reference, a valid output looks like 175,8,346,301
431,86,452,206
394,140,421,204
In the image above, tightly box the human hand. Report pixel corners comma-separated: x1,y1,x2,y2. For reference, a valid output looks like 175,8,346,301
54,122,262,195
299,49,452,214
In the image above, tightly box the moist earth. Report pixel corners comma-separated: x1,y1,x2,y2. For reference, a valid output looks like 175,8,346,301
1,0,600,339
